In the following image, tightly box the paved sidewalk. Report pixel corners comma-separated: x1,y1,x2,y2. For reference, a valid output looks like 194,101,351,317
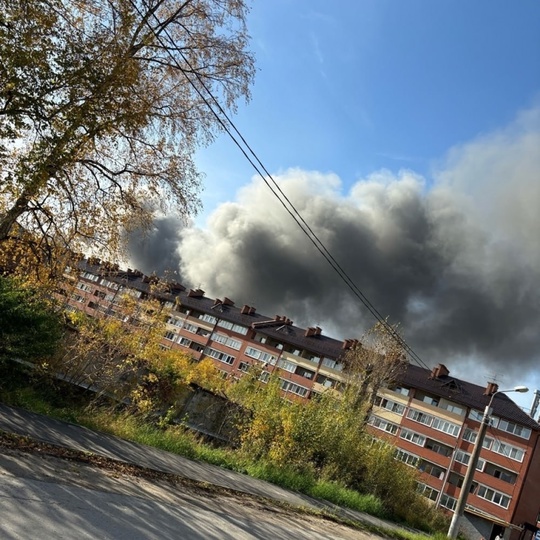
0,403,410,533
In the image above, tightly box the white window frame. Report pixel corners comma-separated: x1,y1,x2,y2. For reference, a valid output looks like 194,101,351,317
400,429,426,447
476,484,511,509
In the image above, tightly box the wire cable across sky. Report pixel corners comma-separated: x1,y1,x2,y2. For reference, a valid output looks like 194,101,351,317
131,2,431,370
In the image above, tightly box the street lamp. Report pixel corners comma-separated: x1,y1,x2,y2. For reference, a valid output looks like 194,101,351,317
447,386,529,539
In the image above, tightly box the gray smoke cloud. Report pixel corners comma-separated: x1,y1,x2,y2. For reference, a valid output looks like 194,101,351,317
129,108,540,391
126,215,184,278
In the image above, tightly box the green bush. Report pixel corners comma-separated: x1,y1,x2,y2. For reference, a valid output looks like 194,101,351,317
0,275,62,362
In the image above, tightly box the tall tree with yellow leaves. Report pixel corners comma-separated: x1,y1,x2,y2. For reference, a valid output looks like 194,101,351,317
0,0,254,260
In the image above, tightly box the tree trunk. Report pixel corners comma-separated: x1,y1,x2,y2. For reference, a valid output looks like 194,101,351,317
0,190,33,241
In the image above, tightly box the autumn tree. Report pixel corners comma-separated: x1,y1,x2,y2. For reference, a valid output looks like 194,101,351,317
55,291,224,411
0,0,254,263
341,321,408,410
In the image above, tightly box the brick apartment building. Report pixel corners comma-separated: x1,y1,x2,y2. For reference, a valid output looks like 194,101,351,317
61,258,540,540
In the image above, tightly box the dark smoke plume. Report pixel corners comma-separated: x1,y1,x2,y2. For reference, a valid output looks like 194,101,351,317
130,108,540,393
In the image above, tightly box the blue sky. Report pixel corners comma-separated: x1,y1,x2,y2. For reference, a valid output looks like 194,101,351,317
196,0,540,220
138,1,540,411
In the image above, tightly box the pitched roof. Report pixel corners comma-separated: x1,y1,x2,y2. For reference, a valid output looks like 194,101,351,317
402,364,539,430
77,259,348,359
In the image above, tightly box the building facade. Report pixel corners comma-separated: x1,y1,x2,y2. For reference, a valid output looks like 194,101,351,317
60,259,540,539
369,363,540,540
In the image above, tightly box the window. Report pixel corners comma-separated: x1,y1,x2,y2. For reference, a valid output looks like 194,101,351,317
492,440,525,462
400,429,426,447
468,409,487,423
477,485,511,509
498,419,532,440
442,403,464,415
280,380,308,397
440,494,457,511
432,418,460,437
369,415,399,435
216,319,248,335
423,395,440,406
392,386,410,396
76,282,93,292
407,408,434,426
417,483,439,502
483,463,517,484
322,357,336,369
82,271,100,282
245,347,278,364
178,337,192,347
101,279,120,290
164,331,177,342
462,429,493,449
126,289,142,299
167,316,184,327
396,449,419,467
199,313,217,324
425,439,453,457
316,374,337,388
295,366,315,380
71,293,85,303
196,327,210,337
455,450,485,471
278,359,297,372
418,461,445,479
211,333,242,350
183,322,199,333
469,410,499,427
204,347,235,365
374,396,406,415
238,362,251,372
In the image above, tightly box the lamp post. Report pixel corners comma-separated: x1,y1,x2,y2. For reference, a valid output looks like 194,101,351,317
447,386,529,539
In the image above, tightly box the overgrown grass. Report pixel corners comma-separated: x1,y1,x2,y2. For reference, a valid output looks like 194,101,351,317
310,481,386,516
0,366,444,537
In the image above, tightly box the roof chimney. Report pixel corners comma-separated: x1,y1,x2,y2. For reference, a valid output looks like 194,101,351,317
484,381,499,396
430,364,450,379
170,282,185,292
223,297,234,306
188,288,204,298
305,326,322,337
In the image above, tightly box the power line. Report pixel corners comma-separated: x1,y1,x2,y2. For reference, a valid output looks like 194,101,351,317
130,2,430,370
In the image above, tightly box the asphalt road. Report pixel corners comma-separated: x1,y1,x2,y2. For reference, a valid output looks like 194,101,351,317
0,450,368,539
0,403,410,538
